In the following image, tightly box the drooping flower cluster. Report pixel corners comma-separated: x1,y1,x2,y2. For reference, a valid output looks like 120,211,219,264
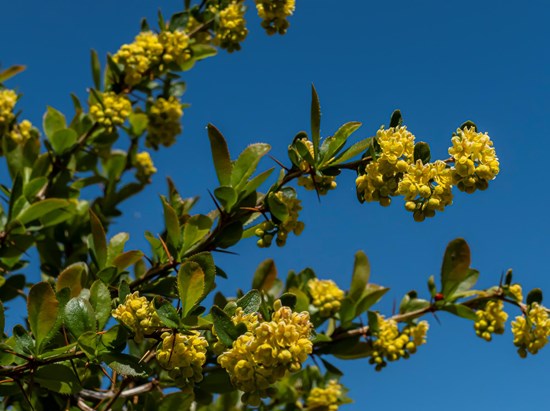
255,0,296,35
158,30,192,67
369,315,429,371
9,120,36,145
146,96,184,148
135,151,157,181
356,126,415,207
398,160,453,222
0,89,17,132
305,380,343,411
217,301,313,406
214,2,248,52
474,300,508,341
89,92,132,132
307,278,345,317
448,126,499,193
113,31,164,85
156,331,208,385
112,292,162,341
511,303,550,357
255,192,304,248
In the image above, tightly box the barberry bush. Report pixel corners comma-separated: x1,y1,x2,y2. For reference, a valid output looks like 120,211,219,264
0,1,547,410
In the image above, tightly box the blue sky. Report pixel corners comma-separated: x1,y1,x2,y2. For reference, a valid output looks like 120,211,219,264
2,1,550,409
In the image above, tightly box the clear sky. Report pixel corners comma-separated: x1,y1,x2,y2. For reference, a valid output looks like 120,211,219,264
2,1,550,410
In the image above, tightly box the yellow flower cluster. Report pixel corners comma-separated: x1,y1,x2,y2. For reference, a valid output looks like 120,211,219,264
512,303,550,357
135,151,157,180
156,331,208,384
474,300,508,341
214,2,248,52
398,160,453,222
255,0,296,35
255,193,304,248
356,126,415,207
218,301,313,406
112,292,162,341
508,284,523,302
305,380,343,411
158,30,192,67
298,174,337,195
113,31,164,85
448,126,499,193
146,96,183,148
0,89,17,131
9,120,35,144
369,315,429,371
307,278,345,317
89,92,132,132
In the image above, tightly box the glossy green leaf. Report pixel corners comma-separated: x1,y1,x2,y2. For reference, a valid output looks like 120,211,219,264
155,302,180,329
50,128,77,153
413,141,431,164
97,266,118,284
527,288,543,306
27,282,59,352
321,121,362,164
162,197,181,249
231,143,271,190
182,215,213,253
349,250,370,302
331,137,373,165
199,368,235,394
333,341,373,360
43,106,66,139
214,186,238,212
107,232,129,262
178,261,205,317
187,252,216,297
208,124,232,186
89,280,111,330
279,293,297,310
320,357,343,376
355,284,389,316
266,192,289,222
35,364,81,394
441,304,477,321
78,331,98,360
242,167,274,198
101,353,149,377
389,109,403,128
310,85,321,161
252,259,277,291
113,250,144,271
13,325,34,355
129,112,149,136
237,290,262,314
211,306,246,346
441,238,471,298
64,297,96,337
191,44,218,61
215,221,243,249
89,210,107,269
17,198,71,225
23,177,47,201
56,262,88,298
338,298,356,324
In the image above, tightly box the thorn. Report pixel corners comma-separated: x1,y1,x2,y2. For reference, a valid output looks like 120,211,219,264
157,235,174,264
207,190,225,216
212,248,239,256
268,155,290,171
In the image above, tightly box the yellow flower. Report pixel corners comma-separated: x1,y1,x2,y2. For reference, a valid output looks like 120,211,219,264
511,303,550,357
214,2,248,52
159,30,192,67
306,380,343,411
112,291,162,341
398,160,453,221
508,284,523,302
0,89,18,130
156,331,208,384
217,300,313,405
255,0,296,35
113,31,164,85
369,315,428,371
298,174,337,195
307,278,345,317
448,126,499,193
146,96,183,148
473,300,508,341
135,151,157,180
89,92,132,132
9,120,35,144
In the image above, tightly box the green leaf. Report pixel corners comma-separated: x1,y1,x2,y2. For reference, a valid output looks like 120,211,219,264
90,49,101,90
89,210,107,269
191,44,218,61
50,128,77,153
155,302,180,329
64,297,96,337
441,304,477,321
338,298,356,324
237,290,262,314
441,238,471,298
231,143,271,190
428,275,437,298
199,368,235,394
162,197,181,249
13,325,34,355
320,357,343,376
215,221,243,249
333,341,373,360
178,261,205,317
128,112,149,136
101,353,149,377
99,325,127,354
35,364,81,394
214,186,238,212
27,282,59,352
23,177,47,201
320,121,362,164
90,280,112,330
453,269,479,295
56,262,87,298
187,252,216,297
107,232,129,263
266,192,289,222
78,331,98,360
252,259,277,291
97,266,118,284
349,250,370,302
211,306,246,346
17,199,71,225
0,65,26,82
242,167,274,198
279,293,297,310
330,137,373,165
208,124,233,186
413,142,431,164
389,109,403,128
310,85,321,161
355,284,389,316
159,392,194,411
527,288,543,306
459,120,477,132
182,215,213,253
43,106,67,139
113,250,144,271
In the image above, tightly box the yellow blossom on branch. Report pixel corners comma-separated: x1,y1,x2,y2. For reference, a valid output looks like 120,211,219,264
89,92,132,132
146,96,183,148
113,31,164,85
0,89,18,131
112,291,162,341
255,0,296,35
305,380,343,411
214,2,248,52
156,331,208,384
307,278,345,317
9,120,36,144
512,302,550,357
473,300,508,341
135,151,157,180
